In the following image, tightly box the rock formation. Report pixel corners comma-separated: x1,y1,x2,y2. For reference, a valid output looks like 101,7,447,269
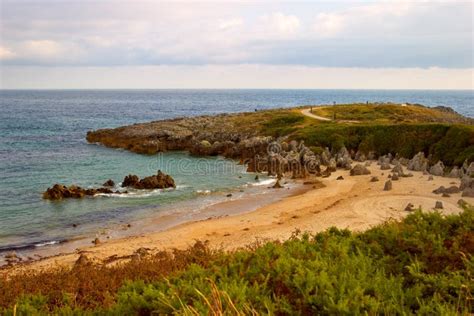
350,164,371,176
121,170,176,190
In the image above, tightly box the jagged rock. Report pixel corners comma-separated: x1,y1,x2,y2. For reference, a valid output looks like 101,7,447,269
354,151,366,162
399,158,409,166
429,161,445,176
392,163,403,174
43,184,113,200
122,174,140,187
273,179,283,189
404,203,414,212
103,179,115,187
462,188,474,197
350,164,371,176
370,176,379,182
447,166,462,178
407,152,429,172
384,180,392,191
336,147,352,169
434,201,443,209
432,186,460,195
464,161,474,177
327,158,337,172
460,175,474,190
75,254,91,266
122,170,175,190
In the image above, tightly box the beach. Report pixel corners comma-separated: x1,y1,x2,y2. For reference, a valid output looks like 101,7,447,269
3,161,470,274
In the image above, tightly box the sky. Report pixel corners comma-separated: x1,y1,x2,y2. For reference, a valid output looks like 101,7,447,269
0,0,473,89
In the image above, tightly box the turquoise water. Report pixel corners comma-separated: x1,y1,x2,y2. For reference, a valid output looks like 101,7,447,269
0,89,472,255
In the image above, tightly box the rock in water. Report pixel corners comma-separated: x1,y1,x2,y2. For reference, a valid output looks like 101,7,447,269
273,179,283,189
122,174,140,187
350,164,371,176
43,184,113,200
122,170,176,190
103,179,115,187
384,180,392,191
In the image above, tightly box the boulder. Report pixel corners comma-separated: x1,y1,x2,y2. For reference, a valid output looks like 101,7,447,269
407,152,429,172
434,201,443,209
462,188,474,197
429,161,445,177
404,203,414,212
391,174,399,181
122,174,140,187
42,184,113,200
336,176,344,180
103,179,115,187
122,170,176,190
273,179,283,189
350,164,371,176
380,162,391,170
383,180,392,191
460,176,474,190
447,166,462,178
370,176,379,182
432,186,460,195
392,163,403,174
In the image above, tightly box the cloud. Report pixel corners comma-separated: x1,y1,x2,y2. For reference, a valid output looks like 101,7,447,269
0,46,16,60
218,18,243,31
261,12,301,37
0,1,472,68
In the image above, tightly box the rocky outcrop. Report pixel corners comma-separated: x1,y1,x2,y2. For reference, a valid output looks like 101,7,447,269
429,161,445,176
44,171,175,200
43,184,114,200
432,186,460,195
122,170,176,190
350,164,371,176
407,152,429,172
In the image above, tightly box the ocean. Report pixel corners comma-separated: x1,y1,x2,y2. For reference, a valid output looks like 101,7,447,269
0,89,472,258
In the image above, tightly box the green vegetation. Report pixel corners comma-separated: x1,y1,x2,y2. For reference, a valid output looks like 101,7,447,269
2,207,473,315
310,103,470,124
258,106,474,165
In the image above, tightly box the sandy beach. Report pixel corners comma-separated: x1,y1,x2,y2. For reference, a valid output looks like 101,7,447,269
2,161,471,275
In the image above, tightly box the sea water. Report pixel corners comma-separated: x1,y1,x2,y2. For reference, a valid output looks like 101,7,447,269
0,89,472,257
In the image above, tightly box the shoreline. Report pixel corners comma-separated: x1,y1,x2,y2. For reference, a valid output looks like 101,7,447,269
0,176,308,269
2,162,471,274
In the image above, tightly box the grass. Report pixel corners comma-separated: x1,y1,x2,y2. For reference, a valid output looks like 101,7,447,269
309,103,470,124
2,206,473,315
257,108,474,165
